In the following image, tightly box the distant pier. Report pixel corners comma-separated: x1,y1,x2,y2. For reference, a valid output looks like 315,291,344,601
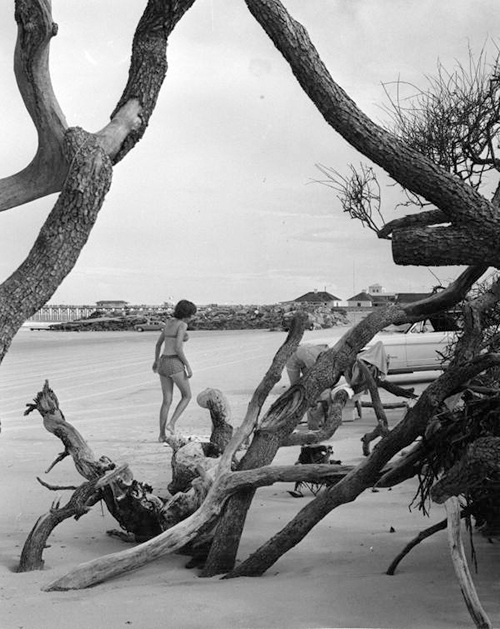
29,304,165,323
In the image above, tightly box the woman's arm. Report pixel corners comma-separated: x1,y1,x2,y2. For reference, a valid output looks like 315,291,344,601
152,330,164,372
175,322,192,377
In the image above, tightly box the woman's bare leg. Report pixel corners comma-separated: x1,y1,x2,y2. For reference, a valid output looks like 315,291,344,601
166,372,192,432
158,375,174,441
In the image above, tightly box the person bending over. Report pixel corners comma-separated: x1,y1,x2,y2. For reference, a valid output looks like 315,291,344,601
153,299,197,441
286,343,329,385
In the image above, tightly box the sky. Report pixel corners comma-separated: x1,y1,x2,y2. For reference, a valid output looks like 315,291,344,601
0,0,499,306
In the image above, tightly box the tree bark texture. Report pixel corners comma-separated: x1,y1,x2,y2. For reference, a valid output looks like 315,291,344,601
392,226,500,267
108,0,197,164
0,128,112,362
0,0,68,210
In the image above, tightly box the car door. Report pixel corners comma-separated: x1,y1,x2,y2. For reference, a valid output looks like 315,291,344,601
373,331,408,373
404,319,449,370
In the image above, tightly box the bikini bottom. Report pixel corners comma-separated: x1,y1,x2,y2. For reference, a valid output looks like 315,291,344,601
158,354,185,377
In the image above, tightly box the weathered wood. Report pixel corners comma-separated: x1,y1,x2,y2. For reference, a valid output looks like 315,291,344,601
1,0,68,211
378,380,416,399
361,401,409,409
205,269,487,578
43,314,309,588
281,389,347,447
168,440,220,495
24,382,117,480
376,441,426,488
201,312,309,576
21,381,167,568
42,460,350,591
197,388,234,454
357,359,389,456
386,518,448,576
225,351,500,579
18,481,101,572
32,273,490,587
445,497,492,629
164,388,233,494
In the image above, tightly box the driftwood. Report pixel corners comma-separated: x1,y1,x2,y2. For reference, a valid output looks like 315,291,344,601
22,268,491,588
19,382,168,570
20,383,238,571
166,388,234,495
357,360,390,456
445,497,492,629
18,479,101,572
21,374,352,584
386,517,448,576
221,276,500,581
21,313,347,587
39,313,323,588
25,269,486,588
197,388,234,452
376,441,427,488
225,355,500,579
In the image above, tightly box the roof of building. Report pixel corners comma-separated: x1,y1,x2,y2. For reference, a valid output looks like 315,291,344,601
347,291,373,302
293,291,341,303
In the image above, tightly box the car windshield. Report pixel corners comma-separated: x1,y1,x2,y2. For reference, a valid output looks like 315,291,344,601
382,323,413,333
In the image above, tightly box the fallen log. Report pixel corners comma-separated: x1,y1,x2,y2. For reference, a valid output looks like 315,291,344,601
42,461,350,591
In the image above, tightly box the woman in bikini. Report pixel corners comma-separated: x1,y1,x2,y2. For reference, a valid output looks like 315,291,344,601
152,299,197,441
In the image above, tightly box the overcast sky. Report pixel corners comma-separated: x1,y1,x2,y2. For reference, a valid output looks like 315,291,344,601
0,1,499,306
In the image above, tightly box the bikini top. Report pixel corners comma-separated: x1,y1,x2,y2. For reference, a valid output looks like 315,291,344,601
164,325,189,341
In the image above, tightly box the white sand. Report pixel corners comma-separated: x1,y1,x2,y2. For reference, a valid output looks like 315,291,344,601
1,327,499,628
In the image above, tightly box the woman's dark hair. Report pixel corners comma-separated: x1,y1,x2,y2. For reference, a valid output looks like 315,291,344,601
174,299,197,319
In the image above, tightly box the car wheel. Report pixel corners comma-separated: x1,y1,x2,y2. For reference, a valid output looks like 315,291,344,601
136,327,144,332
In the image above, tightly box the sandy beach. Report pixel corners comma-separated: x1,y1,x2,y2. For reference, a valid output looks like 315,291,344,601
1,327,499,629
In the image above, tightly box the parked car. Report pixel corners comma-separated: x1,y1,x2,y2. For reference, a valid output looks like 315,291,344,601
313,312,460,374
371,315,459,374
134,320,164,332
